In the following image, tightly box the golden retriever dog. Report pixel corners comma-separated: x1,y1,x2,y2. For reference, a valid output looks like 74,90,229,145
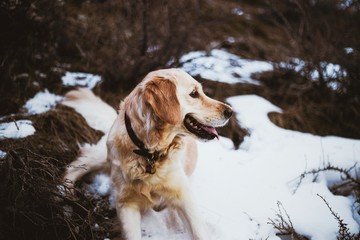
63,68,232,240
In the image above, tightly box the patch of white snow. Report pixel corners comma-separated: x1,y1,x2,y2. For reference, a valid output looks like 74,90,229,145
0,120,35,139
0,150,7,159
180,49,273,85
24,89,63,115
88,173,112,197
344,47,354,54
232,8,244,16
280,58,347,90
61,72,102,89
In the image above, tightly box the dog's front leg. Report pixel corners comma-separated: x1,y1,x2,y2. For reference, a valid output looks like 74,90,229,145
117,203,142,240
176,189,207,240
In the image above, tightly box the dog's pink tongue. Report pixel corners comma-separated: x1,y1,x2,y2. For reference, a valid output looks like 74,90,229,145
202,126,219,140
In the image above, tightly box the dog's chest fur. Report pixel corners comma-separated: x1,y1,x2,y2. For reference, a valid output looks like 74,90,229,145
109,133,187,211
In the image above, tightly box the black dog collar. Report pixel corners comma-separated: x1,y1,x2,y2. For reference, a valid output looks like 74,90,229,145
124,112,160,174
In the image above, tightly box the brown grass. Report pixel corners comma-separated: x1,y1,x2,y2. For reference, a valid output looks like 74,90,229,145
0,106,104,240
257,68,360,139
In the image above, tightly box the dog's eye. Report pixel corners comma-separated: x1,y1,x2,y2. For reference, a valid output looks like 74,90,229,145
189,89,199,98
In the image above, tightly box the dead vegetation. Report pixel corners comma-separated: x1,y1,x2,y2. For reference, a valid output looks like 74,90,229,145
318,194,360,240
277,162,360,240
0,0,359,239
0,106,106,239
255,0,360,139
268,196,360,240
268,201,308,240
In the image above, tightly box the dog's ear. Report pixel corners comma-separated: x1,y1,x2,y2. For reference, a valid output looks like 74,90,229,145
144,76,181,125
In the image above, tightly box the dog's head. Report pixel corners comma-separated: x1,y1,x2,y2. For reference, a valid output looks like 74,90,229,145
142,68,232,140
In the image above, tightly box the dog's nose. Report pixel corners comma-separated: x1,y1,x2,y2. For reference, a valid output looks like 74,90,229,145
223,107,233,119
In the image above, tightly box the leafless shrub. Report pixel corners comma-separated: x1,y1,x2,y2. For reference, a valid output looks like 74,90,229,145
317,194,360,240
268,201,308,240
295,163,360,196
291,165,360,240
270,163,360,240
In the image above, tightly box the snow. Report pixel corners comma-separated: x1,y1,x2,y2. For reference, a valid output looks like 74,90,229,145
0,120,36,139
279,58,347,90
24,89,63,115
61,72,102,89
340,0,353,9
87,94,360,240
0,150,7,159
344,47,354,54
190,95,359,239
147,45,160,53
180,49,273,85
232,8,244,16
226,37,236,44
279,58,347,80
311,62,347,80
88,173,112,197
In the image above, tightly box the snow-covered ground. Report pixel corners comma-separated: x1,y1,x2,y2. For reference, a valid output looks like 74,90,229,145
278,58,347,90
24,89,63,115
109,94,357,240
180,49,273,85
192,95,360,239
0,120,36,140
85,93,360,240
0,72,102,141
1,51,359,239
180,49,347,91
61,72,102,89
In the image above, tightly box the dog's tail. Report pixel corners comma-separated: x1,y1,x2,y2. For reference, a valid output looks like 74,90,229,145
61,88,117,192
62,88,117,133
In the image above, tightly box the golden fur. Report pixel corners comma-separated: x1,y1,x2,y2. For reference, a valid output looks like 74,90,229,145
63,68,232,240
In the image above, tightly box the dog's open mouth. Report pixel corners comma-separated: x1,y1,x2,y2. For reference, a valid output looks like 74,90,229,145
184,114,219,140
